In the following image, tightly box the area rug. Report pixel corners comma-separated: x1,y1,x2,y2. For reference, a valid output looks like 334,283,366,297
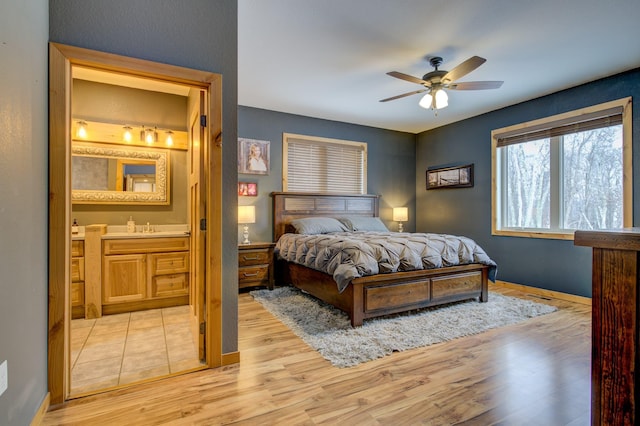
250,286,558,368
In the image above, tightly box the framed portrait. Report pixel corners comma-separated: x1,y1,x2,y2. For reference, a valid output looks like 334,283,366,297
238,138,270,175
238,182,258,196
427,164,474,190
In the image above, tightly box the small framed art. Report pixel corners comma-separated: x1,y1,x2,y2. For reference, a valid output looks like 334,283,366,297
427,164,474,189
238,182,258,196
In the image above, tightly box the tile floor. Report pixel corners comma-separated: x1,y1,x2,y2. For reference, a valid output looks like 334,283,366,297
70,305,203,395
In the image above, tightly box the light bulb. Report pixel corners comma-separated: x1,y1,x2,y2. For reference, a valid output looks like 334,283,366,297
76,121,88,139
165,131,174,146
123,126,133,142
146,129,154,144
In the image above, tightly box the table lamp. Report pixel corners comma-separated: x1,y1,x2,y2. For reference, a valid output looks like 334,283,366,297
393,207,408,232
238,205,256,244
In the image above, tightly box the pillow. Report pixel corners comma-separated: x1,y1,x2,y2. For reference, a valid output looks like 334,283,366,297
289,217,348,235
338,216,389,232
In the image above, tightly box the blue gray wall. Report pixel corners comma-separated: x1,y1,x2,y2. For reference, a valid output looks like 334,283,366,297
416,68,640,297
0,1,49,424
238,106,417,242
49,0,239,351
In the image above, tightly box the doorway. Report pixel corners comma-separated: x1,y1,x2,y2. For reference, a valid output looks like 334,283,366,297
48,43,223,404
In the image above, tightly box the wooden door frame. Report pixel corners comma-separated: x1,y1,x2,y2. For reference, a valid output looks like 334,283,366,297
48,42,223,405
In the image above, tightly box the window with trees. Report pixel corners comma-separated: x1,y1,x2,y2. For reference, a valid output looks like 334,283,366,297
283,133,367,194
492,98,632,240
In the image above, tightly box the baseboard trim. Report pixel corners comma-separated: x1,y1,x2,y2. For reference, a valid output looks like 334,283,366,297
221,351,240,366
31,392,50,426
492,280,591,306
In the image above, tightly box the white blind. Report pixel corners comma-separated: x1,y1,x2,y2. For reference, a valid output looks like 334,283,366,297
284,134,367,194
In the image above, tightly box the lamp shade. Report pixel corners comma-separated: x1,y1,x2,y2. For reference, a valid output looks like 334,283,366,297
238,205,256,224
393,207,408,222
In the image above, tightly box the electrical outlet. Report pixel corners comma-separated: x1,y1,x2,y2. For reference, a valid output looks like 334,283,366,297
0,360,7,396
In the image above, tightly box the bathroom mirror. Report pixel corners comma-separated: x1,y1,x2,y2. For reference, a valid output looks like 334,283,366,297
72,141,170,204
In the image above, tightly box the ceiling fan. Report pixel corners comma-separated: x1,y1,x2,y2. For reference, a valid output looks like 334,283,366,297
380,56,503,111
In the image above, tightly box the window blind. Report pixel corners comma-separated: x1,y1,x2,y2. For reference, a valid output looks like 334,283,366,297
496,106,623,147
284,135,366,194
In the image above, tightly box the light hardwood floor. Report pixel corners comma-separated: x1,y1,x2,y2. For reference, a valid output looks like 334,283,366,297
42,283,591,425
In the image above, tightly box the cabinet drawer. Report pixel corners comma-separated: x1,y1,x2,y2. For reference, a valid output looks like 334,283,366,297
238,249,271,266
71,281,84,307
152,274,189,298
71,257,85,282
103,237,189,255
431,271,482,300
72,240,84,257
150,252,190,275
239,265,269,283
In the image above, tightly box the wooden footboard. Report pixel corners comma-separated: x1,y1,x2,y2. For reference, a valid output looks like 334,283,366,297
284,261,489,326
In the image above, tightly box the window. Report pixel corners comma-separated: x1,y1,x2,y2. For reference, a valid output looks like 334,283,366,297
492,98,632,240
283,133,367,194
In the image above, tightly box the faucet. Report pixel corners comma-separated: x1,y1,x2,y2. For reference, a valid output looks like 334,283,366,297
144,222,153,233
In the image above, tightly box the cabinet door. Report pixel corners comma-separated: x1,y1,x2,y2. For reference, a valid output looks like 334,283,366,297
103,254,147,304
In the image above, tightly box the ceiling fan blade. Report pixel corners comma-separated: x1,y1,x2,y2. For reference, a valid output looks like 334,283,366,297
379,89,426,102
447,81,504,90
442,56,486,83
387,71,430,86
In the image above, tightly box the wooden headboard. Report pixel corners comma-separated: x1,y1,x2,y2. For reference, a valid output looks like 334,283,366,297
271,192,380,241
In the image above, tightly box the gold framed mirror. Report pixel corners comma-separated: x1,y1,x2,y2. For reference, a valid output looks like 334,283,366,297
72,141,170,204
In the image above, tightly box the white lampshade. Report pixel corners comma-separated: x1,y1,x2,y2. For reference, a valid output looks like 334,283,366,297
238,205,256,224
434,89,448,109
393,207,408,222
418,93,433,109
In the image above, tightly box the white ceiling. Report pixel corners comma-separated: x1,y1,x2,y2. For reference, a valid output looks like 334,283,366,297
238,0,640,134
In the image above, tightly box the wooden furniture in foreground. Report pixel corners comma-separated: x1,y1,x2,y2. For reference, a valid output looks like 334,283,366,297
575,228,640,426
238,243,275,290
271,192,489,327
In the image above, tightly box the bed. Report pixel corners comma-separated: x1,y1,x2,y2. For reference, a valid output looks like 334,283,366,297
271,192,496,326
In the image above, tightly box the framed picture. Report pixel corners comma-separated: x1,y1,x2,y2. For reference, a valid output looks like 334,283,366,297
427,164,474,189
238,138,270,175
238,182,258,196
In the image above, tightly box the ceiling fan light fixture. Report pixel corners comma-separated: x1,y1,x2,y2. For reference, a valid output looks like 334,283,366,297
419,89,448,110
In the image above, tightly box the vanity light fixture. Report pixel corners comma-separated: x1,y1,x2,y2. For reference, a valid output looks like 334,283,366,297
238,205,256,245
76,121,88,139
165,130,174,147
122,126,133,142
393,207,408,232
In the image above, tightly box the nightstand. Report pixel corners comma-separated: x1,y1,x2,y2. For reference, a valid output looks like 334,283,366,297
238,242,275,290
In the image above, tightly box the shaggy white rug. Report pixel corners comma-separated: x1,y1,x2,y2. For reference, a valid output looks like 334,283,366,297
250,286,558,368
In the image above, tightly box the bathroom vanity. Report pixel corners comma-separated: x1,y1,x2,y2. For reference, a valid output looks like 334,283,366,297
75,224,190,318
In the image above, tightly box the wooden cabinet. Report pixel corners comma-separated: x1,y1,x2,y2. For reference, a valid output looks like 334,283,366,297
102,237,190,314
574,228,640,426
103,253,147,304
71,240,85,319
238,243,275,290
